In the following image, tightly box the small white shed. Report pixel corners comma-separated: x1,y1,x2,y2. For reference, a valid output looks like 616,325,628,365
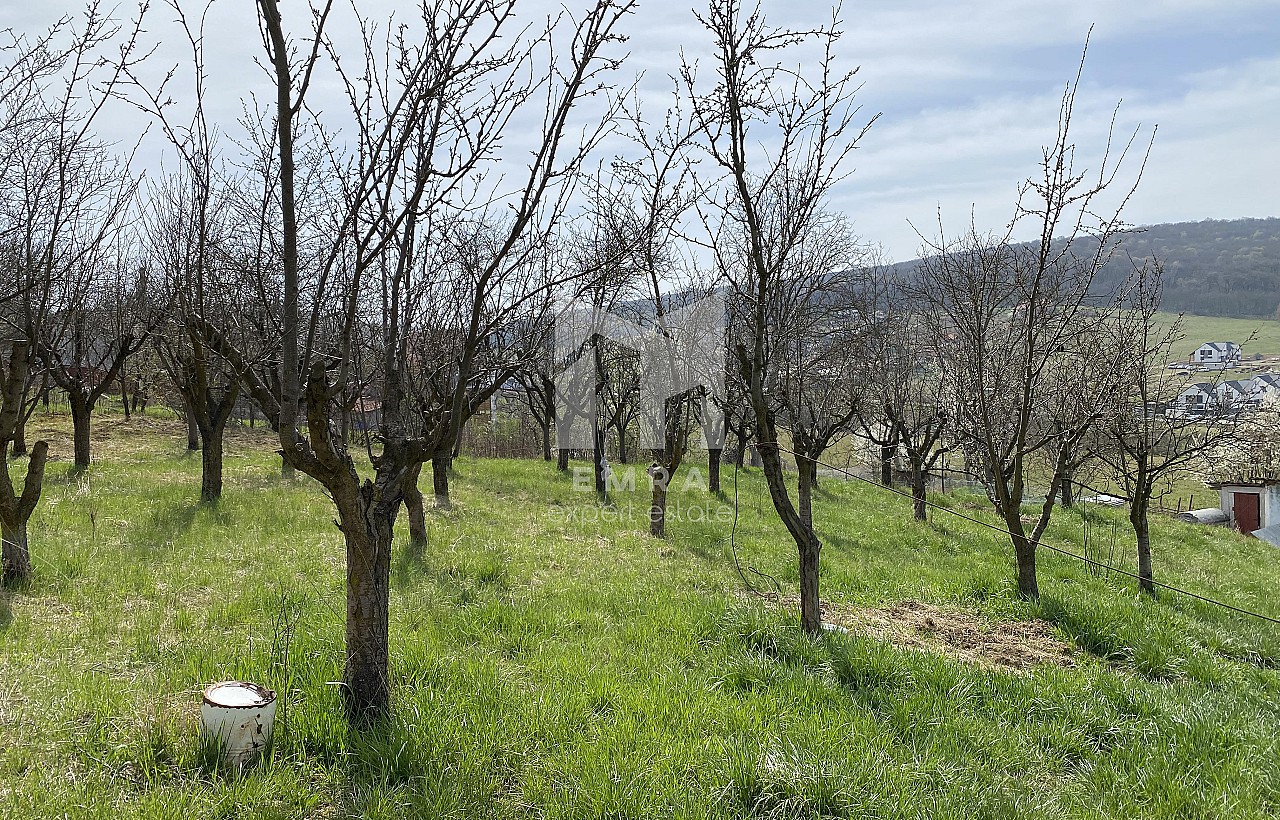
1212,479,1280,537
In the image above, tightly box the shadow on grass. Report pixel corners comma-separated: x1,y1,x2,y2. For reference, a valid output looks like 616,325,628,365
128,499,227,550
0,585,13,630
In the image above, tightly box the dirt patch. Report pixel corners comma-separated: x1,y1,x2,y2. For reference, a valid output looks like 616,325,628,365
777,596,1077,672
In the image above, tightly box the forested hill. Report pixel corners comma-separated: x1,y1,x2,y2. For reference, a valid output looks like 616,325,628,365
897,217,1280,319
1098,218,1280,318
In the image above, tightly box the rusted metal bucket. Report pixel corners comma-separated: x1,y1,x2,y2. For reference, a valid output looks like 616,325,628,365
200,681,277,767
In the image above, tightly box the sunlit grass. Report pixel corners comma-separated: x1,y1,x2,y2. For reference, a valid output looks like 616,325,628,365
3,413,1279,818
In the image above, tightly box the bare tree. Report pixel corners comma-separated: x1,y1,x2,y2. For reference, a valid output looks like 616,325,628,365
1099,263,1237,593
246,0,634,722
851,268,954,521
766,224,866,531
912,46,1152,599
1,4,151,471
687,0,874,633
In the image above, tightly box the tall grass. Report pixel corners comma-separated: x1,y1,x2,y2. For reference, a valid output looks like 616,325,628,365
2,417,1278,818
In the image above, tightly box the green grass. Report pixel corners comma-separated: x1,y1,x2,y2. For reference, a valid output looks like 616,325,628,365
1159,311,1280,360
3,414,1280,818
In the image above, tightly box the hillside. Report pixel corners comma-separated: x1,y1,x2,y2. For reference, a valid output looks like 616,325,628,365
3,411,1279,818
896,217,1280,320
1097,218,1280,319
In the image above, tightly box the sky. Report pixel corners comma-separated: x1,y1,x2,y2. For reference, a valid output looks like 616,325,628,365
6,0,1279,262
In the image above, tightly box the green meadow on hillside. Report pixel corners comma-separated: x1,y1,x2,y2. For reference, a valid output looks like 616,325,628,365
2,412,1279,819
1162,312,1280,359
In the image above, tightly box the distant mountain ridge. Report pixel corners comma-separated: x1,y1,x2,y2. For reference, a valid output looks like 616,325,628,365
897,217,1280,320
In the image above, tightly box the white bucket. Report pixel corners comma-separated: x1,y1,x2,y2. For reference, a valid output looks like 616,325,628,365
200,681,277,767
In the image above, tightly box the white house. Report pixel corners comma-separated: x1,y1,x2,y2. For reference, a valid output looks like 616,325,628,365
1192,341,1242,370
1170,383,1217,418
1252,373,1280,402
1217,379,1262,411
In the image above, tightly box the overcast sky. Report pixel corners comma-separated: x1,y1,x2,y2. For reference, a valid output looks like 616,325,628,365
7,0,1279,262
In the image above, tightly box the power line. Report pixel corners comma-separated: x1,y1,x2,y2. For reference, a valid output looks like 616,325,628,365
753,442,1280,628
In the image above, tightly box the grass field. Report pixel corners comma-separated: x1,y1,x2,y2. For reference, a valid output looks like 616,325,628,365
1161,311,1280,360
3,411,1280,818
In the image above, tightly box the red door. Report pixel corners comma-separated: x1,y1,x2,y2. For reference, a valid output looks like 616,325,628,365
1233,492,1261,535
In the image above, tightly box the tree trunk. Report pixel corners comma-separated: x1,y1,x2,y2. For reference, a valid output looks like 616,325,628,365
708,447,722,492
0,441,48,586
185,402,200,451
557,447,570,472
1,518,30,585
1060,468,1074,508
733,436,747,467
911,467,927,522
1132,503,1154,594
880,443,894,487
615,425,628,464
592,426,606,499
541,421,552,462
748,443,761,467
432,453,452,509
70,396,92,470
649,469,668,537
199,422,226,502
798,533,821,634
11,416,26,458
797,454,816,533
337,500,393,724
1008,523,1039,599
403,461,427,547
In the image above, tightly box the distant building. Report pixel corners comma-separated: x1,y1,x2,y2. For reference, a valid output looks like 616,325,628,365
1217,379,1261,411
1191,341,1241,371
1170,382,1217,418
1252,373,1280,402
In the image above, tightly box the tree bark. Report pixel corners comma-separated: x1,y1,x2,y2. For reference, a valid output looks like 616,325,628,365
432,453,452,509
557,447,569,472
911,467,927,522
185,401,200,451
649,468,668,537
798,533,821,634
1007,522,1040,599
1132,501,1154,594
199,422,226,502
11,416,26,458
541,421,552,462
1,518,30,585
335,494,393,724
0,441,48,586
880,442,894,487
69,396,92,470
1060,468,1074,508
797,454,816,533
708,447,722,492
733,436,747,467
403,461,427,547
592,426,606,499
615,424,628,464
